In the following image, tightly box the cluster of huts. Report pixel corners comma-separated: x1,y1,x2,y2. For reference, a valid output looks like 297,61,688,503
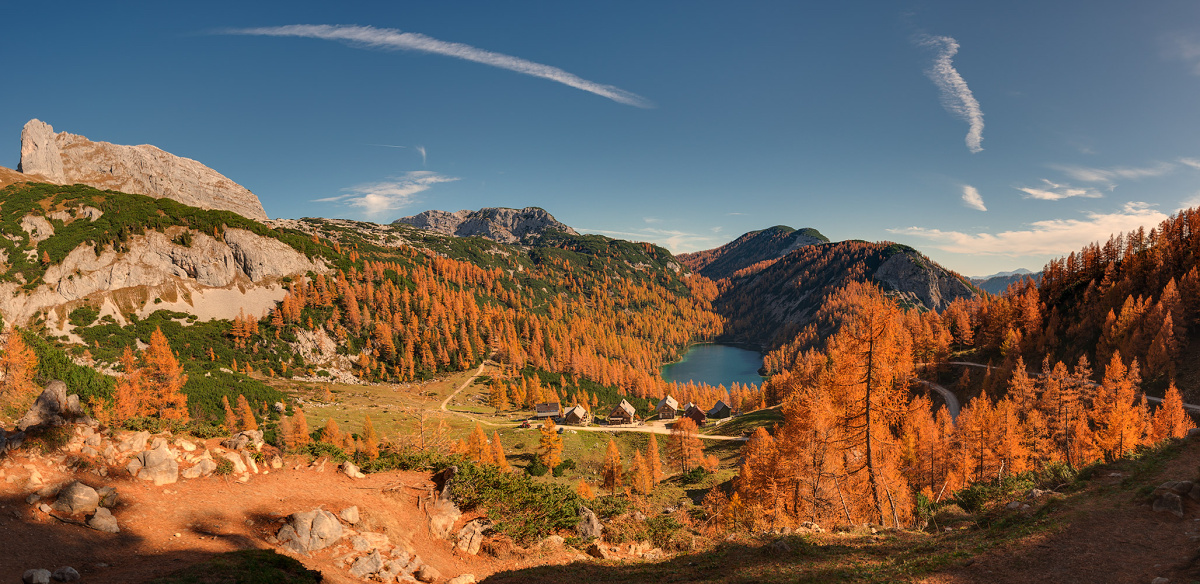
527,395,734,427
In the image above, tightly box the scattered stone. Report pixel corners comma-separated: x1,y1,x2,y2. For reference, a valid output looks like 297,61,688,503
87,508,119,533
576,505,602,539
241,450,259,474
798,521,823,533
220,452,248,474
51,566,80,581
1153,492,1185,519
222,430,264,452
447,576,476,584
541,535,565,548
415,564,442,583
379,560,405,581
38,503,53,514
349,550,385,578
53,482,99,515
1005,501,1022,510
457,519,491,555
1152,577,1170,584
768,538,792,554
272,402,286,414
587,541,613,560
270,455,283,469
181,459,217,479
428,498,462,540
277,508,344,554
342,461,365,479
175,439,196,452
339,505,360,525
22,569,51,584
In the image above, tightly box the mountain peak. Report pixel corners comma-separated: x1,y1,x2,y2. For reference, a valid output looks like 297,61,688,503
393,206,576,244
15,119,268,221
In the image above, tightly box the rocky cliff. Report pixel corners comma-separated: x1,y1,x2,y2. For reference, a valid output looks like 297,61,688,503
677,225,828,280
393,207,577,244
16,119,268,221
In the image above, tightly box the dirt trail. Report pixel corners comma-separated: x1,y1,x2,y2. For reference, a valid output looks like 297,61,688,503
0,444,519,583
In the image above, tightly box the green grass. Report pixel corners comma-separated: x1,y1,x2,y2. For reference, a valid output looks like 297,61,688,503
700,407,783,436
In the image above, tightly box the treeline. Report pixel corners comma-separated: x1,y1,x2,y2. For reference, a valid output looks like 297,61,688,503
730,282,1191,530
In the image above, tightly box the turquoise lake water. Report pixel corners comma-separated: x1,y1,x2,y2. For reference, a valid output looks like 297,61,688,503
660,344,765,388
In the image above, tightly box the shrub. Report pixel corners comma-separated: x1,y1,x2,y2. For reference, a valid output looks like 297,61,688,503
646,515,683,548
681,466,710,485
68,306,100,327
304,441,349,463
449,462,585,544
552,459,575,477
214,457,235,476
525,460,550,477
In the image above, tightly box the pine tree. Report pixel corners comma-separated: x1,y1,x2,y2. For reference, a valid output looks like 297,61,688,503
1151,383,1192,442
466,423,489,463
647,433,664,484
670,417,703,473
491,431,510,471
236,394,258,431
538,418,563,469
143,328,189,421
362,415,380,460
577,479,595,500
0,330,37,410
222,396,237,432
292,408,312,449
114,346,143,421
631,450,653,495
601,439,623,495
321,418,343,445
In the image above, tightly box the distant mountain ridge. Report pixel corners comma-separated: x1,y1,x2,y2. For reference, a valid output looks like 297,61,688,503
394,207,577,244
972,270,1042,295
677,225,828,280
15,119,268,221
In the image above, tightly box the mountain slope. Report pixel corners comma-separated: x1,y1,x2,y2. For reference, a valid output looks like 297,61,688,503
711,239,977,348
16,119,268,221
676,225,828,281
973,270,1042,295
394,206,577,244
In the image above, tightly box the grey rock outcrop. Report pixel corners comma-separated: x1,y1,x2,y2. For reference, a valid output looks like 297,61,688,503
222,430,264,451
277,508,344,554
17,381,80,431
427,498,462,540
873,252,976,311
576,505,603,539
349,550,385,578
51,567,80,582
456,519,491,555
53,482,99,516
395,207,576,244
128,444,179,486
22,569,51,584
339,505,360,525
18,119,268,221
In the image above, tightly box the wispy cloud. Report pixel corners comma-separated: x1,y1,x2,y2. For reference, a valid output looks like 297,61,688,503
891,202,1167,257
643,217,662,224
917,35,985,153
579,227,722,253
367,143,407,149
1016,179,1103,201
415,145,427,166
1179,157,1200,170
1183,192,1200,209
220,24,653,108
1052,162,1175,186
1163,33,1200,74
961,185,986,211
314,171,458,215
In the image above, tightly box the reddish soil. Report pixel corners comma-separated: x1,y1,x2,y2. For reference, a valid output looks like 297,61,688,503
0,440,552,583
921,439,1200,584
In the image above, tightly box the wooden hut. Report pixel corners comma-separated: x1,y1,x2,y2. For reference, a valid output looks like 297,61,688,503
683,404,707,427
655,395,680,420
535,402,562,419
707,400,732,419
608,399,636,424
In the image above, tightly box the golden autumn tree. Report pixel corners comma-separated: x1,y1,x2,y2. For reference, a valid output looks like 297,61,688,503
670,417,704,473
491,431,510,471
1091,353,1147,461
142,328,189,421
577,479,595,500
646,433,664,484
538,418,563,469
466,423,489,463
113,346,144,421
0,329,38,411
1151,383,1192,442
601,439,623,495
236,394,257,431
292,408,312,449
631,449,653,496
362,415,381,460
222,396,237,431
321,417,343,446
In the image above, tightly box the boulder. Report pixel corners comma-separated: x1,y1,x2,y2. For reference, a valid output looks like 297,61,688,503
241,450,259,474
16,381,74,431
97,486,118,508
181,459,217,479
587,541,613,560
220,452,248,474
349,550,384,578
22,569,51,584
51,566,80,582
339,505,360,525
428,498,462,540
379,560,405,581
87,507,119,533
1153,492,1185,518
270,455,283,469
277,508,344,554
118,431,151,453
129,444,179,485
415,564,442,583
52,482,99,515
576,505,602,539
456,519,491,555
447,576,476,584
222,430,264,451
342,461,365,479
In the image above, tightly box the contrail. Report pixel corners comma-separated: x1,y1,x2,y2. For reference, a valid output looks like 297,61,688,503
221,24,654,108
918,35,984,153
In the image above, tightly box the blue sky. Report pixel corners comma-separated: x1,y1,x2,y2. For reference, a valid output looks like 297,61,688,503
5,1,1200,276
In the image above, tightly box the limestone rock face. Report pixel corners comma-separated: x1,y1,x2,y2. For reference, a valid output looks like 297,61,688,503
17,119,268,221
395,207,576,244
873,252,976,312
